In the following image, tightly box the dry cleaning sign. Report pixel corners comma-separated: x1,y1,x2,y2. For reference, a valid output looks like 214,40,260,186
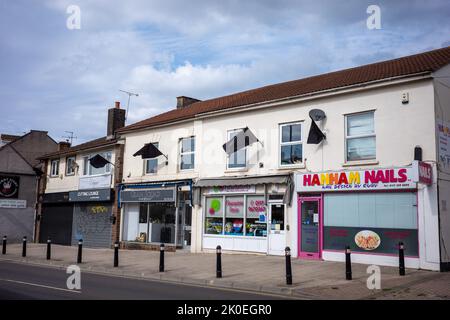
0,176,19,198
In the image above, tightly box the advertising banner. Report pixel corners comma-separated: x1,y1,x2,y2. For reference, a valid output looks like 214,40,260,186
0,176,20,198
0,199,26,208
323,226,418,256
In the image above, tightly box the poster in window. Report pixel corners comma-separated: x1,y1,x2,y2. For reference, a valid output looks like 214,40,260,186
0,176,19,198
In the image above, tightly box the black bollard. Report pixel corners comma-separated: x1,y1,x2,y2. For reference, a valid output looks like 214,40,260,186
159,243,165,272
399,242,405,276
22,236,27,257
77,239,83,264
2,236,6,255
345,246,352,280
216,245,222,278
285,246,293,285
46,238,51,260
113,241,119,267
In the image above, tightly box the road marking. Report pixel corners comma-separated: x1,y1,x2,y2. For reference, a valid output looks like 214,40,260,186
0,279,81,294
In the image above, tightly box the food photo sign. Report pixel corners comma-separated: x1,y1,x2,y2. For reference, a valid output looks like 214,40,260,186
323,226,419,256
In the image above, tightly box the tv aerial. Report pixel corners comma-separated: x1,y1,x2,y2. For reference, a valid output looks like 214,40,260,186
119,89,139,121
62,131,77,144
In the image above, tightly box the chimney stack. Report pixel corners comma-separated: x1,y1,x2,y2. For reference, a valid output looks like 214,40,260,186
107,101,126,139
176,96,201,109
58,141,71,151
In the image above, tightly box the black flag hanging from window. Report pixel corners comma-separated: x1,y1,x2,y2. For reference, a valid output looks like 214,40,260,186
89,154,110,168
222,127,260,154
307,116,326,144
133,143,164,159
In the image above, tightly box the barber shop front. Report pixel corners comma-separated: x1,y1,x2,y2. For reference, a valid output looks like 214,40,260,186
194,174,293,255
119,180,193,250
295,162,438,270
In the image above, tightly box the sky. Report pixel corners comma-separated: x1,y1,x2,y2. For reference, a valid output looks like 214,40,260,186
1,0,449,144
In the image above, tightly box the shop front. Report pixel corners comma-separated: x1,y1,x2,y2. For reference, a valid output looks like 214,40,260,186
295,163,435,268
68,188,114,248
119,180,192,250
39,192,73,245
194,174,293,255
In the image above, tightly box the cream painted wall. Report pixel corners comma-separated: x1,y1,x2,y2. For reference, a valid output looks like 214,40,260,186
45,147,116,193
122,79,436,182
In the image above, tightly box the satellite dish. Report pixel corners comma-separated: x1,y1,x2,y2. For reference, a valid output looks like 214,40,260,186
309,109,326,121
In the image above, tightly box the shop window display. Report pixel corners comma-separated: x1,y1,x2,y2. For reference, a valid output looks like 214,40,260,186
205,197,224,234
224,197,244,235
246,196,267,237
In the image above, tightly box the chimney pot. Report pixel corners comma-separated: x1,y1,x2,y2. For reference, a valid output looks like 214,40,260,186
115,101,120,109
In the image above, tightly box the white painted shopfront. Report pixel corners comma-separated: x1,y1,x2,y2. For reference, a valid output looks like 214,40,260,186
294,162,440,270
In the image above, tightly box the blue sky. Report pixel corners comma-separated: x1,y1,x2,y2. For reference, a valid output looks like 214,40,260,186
1,0,449,144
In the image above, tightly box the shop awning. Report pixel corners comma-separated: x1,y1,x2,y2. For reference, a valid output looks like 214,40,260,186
193,174,294,206
194,174,289,187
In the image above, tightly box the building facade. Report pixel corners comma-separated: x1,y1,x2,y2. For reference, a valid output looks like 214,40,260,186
35,102,125,248
116,46,450,271
0,130,58,242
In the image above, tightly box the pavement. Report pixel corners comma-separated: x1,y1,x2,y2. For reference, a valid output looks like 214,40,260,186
1,243,449,300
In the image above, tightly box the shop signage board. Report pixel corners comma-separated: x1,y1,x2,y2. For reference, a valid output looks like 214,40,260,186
0,199,26,208
79,174,112,190
120,188,176,203
438,120,450,168
323,226,419,256
207,185,256,194
42,192,70,203
69,188,112,202
412,161,432,185
296,167,416,192
0,176,20,198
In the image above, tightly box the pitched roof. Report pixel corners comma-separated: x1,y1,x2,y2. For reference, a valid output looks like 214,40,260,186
38,136,117,160
118,45,450,133
0,134,21,143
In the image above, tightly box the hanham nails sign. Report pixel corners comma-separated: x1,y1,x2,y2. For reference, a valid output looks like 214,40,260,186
296,167,417,192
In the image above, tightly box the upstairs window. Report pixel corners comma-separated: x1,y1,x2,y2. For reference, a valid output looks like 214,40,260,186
180,137,195,170
346,112,376,161
144,143,159,174
66,156,76,176
82,152,112,176
227,129,246,169
50,159,60,177
280,122,303,166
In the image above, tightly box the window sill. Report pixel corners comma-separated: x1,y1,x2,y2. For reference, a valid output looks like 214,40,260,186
342,160,379,167
277,164,305,170
224,167,249,173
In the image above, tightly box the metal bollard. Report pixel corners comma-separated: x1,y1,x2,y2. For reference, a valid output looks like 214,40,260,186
399,242,405,276
345,246,352,280
22,236,27,257
216,245,222,278
113,241,119,267
285,246,293,285
2,236,6,255
77,239,83,264
46,238,51,260
159,243,165,272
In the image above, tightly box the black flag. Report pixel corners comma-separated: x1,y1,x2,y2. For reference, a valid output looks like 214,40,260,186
133,143,163,159
307,116,326,144
222,127,259,154
89,154,110,168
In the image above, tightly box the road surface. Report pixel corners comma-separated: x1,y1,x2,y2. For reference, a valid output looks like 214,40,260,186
0,261,284,300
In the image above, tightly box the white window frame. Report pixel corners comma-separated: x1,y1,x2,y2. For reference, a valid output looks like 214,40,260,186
226,129,247,170
65,156,76,176
81,151,112,176
179,136,195,171
279,121,303,167
50,159,60,177
345,111,376,162
144,143,159,175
